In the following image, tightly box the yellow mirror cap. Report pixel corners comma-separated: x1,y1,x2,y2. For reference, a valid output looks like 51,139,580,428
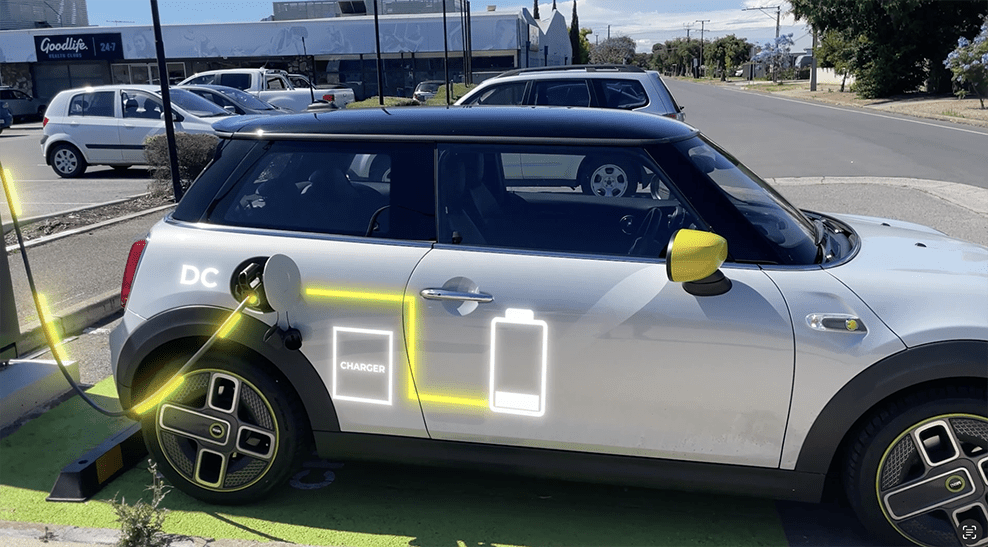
667,229,728,283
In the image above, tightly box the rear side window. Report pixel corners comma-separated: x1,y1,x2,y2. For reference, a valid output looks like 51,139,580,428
464,82,526,105
218,73,251,90
595,79,648,110
68,91,116,117
210,141,436,240
532,80,591,107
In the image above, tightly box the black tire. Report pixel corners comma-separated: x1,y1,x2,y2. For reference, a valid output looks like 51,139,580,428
579,157,638,198
49,143,87,178
139,352,311,505
844,385,988,547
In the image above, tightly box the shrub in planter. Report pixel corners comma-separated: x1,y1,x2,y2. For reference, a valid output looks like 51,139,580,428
144,132,219,198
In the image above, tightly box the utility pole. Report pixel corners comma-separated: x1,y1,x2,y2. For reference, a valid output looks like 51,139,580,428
696,19,709,78
607,25,610,40
810,27,818,91
742,5,781,39
683,23,694,78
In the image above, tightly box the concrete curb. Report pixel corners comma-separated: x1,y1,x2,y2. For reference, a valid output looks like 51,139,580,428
16,289,120,358
1,193,151,235
768,177,988,216
5,203,174,254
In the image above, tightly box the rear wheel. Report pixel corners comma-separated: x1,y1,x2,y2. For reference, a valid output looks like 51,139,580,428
50,143,86,178
140,353,310,504
844,386,988,547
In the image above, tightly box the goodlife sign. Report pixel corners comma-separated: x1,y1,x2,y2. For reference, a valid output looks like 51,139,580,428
34,33,123,61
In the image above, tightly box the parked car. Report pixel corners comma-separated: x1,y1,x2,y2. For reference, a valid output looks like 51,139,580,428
179,84,288,116
0,86,46,122
0,102,11,134
413,80,445,102
456,65,685,121
456,66,686,198
179,68,354,111
109,106,986,547
41,85,232,177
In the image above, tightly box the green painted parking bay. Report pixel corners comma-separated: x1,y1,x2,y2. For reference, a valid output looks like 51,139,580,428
0,380,787,546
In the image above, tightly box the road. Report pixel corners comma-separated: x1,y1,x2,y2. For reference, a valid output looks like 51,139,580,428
665,78,988,189
0,122,153,218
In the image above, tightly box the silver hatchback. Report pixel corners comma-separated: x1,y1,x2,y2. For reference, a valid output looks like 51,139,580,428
110,107,986,547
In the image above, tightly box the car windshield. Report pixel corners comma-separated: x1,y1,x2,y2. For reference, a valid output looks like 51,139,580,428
168,88,231,117
671,135,819,264
417,82,441,93
213,87,277,110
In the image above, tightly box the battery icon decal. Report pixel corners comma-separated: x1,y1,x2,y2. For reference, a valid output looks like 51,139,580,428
489,309,548,417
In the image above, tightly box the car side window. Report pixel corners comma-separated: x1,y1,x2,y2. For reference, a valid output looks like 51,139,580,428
532,80,591,107
437,144,702,258
210,141,436,240
595,79,648,110
218,74,251,90
0,90,11,100
68,91,116,117
186,75,216,85
266,76,285,90
464,82,527,105
121,92,163,119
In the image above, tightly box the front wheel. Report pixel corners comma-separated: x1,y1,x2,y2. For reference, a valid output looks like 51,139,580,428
140,353,310,504
579,158,637,198
49,143,86,178
844,386,988,547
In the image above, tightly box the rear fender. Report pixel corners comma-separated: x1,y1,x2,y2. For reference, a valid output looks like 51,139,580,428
115,305,339,432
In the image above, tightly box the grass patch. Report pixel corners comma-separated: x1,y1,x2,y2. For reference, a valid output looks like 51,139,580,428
941,109,965,118
1,379,787,546
347,83,477,109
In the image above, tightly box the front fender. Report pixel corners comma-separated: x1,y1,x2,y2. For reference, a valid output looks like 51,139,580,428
115,305,339,432
794,340,988,476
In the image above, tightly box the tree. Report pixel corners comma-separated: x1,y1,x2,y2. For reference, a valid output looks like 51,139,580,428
552,0,557,11
533,0,539,20
574,27,593,65
704,35,753,80
754,33,795,82
817,30,855,91
651,38,702,76
944,19,988,108
590,36,636,65
569,1,583,64
790,0,988,98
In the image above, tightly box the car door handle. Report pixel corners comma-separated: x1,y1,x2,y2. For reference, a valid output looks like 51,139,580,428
419,289,493,303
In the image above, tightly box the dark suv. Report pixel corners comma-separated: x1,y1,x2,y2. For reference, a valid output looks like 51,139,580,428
111,106,986,547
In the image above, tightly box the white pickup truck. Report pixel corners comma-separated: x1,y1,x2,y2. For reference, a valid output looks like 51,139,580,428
179,69,353,112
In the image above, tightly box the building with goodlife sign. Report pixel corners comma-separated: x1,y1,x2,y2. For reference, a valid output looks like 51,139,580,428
0,3,571,103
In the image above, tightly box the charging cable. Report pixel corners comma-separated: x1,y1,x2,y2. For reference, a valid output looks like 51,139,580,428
1,159,252,420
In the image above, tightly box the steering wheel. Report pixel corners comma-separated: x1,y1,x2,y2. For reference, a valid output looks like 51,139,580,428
627,207,665,256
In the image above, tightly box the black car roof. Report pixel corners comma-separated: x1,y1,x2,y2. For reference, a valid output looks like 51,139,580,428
211,106,697,143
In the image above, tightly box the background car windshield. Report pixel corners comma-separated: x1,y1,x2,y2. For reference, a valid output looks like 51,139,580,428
214,87,277,110
672,136,818,261
417,82,441,93
168,88,230,117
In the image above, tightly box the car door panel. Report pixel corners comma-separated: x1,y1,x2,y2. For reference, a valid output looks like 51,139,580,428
407,248,796,467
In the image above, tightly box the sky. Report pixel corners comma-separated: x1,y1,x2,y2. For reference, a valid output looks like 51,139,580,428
82,0,813,53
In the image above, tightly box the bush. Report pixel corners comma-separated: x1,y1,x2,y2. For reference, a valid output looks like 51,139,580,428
144,132,219,198
108,461,171,547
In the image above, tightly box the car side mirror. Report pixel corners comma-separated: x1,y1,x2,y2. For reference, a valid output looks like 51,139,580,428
224,105,236,113
162,111,184,122
666,229,732,296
